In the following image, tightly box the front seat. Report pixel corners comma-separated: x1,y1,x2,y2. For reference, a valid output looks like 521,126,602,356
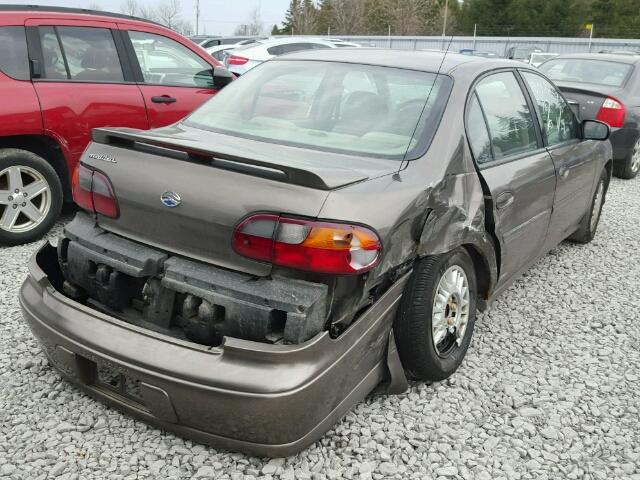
333,91,389,137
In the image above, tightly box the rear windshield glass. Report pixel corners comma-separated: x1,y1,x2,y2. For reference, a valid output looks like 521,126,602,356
540,59,633,87
185,60,451,160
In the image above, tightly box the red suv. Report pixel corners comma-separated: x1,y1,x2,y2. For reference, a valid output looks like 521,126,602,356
0,6,231,245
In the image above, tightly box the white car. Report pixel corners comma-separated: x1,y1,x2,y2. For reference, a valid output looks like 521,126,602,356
225,38,339,76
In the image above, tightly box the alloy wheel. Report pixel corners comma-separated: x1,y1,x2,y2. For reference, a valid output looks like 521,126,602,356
431,265,470,355
0,165,51,233
631,139,640,175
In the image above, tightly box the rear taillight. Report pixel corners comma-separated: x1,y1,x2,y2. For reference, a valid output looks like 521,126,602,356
233,214,382,275
227,55,249,66
596,97,626,128
72,164,119,218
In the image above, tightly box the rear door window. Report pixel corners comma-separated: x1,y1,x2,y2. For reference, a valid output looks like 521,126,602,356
39,26,124,82
466,93,493,164
0,27,29,80
475,72,538,160
128,31,213,88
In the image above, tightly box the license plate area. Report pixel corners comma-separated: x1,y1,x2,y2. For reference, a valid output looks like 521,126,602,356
92,361,146,407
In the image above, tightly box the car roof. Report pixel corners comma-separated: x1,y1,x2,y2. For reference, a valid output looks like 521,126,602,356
0,4,160,26
551,53,640,65
274,48,525,74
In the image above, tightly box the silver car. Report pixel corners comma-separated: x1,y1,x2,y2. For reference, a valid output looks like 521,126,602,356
225,37,338,75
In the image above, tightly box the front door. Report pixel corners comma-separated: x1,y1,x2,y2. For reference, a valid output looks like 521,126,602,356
120,27,217,128
519,71,597,246
466,71,557,283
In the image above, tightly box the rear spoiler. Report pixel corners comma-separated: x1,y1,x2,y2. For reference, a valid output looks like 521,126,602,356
92,128,368,191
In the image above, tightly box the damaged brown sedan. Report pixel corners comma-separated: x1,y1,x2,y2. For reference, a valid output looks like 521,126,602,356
20,49,613,456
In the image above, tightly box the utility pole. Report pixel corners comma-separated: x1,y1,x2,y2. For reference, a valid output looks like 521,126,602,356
388,24,391,48
473,23,477,49
442,0,449,38
195,0,200,36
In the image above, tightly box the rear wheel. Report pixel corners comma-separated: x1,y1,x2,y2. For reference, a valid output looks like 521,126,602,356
0,149,63,246
569,168,607,244
614,137,640,179
394,248,477,381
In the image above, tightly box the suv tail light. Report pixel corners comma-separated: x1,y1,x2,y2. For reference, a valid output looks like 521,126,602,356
596,97,626,128
72,164,119,218
233,214,382,275
227,55,249,66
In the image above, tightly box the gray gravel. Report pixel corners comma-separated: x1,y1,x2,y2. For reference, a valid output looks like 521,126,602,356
1,178,639,480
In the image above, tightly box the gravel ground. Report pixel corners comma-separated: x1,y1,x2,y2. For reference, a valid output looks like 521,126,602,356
1,177,639,480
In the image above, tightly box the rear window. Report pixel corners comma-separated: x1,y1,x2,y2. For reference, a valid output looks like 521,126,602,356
540,58,633,87
185,60,451,160
0,27,29,80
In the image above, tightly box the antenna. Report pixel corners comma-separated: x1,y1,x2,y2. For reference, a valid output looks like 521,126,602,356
396,35,456,176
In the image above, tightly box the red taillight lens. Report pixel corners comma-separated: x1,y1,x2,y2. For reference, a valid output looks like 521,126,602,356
596,97,626,128
232,214,382,275
72,164,94,212
227,55,249,66
71,164,119,218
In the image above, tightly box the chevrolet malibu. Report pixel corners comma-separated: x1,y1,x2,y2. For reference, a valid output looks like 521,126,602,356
20,50,612,456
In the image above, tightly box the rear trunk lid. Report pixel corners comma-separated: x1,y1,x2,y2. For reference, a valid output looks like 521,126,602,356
81,124,398,276
554,81,623,121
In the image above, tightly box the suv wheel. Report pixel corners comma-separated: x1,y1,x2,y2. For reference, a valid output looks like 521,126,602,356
0,149,63,246
394,248,477,381
615,138,640,179
569,168,607,244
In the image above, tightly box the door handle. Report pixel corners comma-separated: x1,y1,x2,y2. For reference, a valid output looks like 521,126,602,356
151,95,177,104
559,167,570,179
496,191,515,210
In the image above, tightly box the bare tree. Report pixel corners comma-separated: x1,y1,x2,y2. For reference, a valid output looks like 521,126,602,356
152,0,193,34
88,2,103,10
137,4,158,22
155,0,182,30
329,0,367,34
120,0,139,16
235,6,264,36
294,0,319,34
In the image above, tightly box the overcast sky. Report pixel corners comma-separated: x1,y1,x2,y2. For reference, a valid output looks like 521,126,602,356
9,0,291,35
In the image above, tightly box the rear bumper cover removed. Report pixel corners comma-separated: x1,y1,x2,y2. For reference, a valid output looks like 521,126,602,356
20,243,408,456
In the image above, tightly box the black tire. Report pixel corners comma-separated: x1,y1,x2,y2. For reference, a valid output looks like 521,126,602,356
0,149,63,246
394,248,477,382
569,168,607,244
613,139,640,179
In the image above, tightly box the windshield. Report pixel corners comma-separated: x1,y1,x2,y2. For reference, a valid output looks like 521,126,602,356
540,59,633,87
185,60,451,159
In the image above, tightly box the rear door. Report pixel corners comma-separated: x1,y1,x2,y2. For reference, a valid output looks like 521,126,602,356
119,26,218,128
466,70,557,283
25,19,148,170
520,71,596,245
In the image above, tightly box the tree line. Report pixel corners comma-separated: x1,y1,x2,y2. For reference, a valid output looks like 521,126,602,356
271,0,640,38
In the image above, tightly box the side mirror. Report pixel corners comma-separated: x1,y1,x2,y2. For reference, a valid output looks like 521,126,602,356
582,120,610,141
213,67,234,89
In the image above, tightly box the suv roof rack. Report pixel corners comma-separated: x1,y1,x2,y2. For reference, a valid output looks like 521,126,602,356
0,4,161,26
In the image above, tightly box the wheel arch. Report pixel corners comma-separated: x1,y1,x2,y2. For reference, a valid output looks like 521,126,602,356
460,243,494,312
0,135,71,201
